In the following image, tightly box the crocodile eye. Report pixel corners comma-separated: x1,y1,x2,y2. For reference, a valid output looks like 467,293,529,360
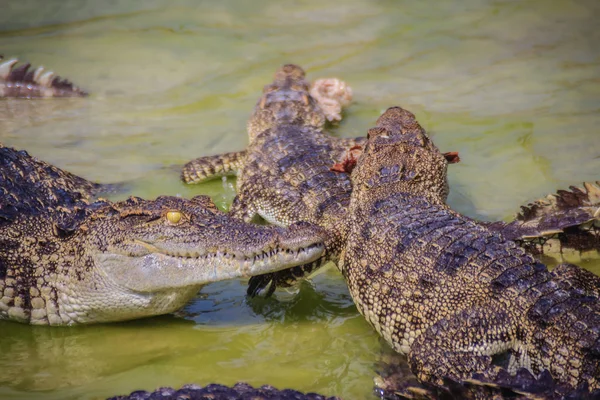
166,211,182,225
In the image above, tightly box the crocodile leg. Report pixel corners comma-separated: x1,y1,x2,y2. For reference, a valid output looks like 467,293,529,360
229,189,260,223
181,150,246,184
552,263,600,297
246,257,328,297
407,306,517,388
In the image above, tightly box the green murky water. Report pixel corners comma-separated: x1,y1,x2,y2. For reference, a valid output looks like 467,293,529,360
1,0,599,399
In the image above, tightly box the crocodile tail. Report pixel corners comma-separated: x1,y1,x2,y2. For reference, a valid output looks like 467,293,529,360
492,182,600,259
515,182,600,234
517,182,600,222
0,55,88,98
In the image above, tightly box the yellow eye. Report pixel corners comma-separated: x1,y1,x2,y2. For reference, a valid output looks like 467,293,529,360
166,211,182,224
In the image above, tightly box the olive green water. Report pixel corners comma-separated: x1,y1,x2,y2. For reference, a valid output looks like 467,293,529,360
1,0,599,399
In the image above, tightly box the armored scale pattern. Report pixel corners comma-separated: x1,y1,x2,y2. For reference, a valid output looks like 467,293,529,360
341,107,600,396
0,145,326,325
182,64,363,294
109,382,340,400
501,182,600,263
0,56,87,98
182,65,600,298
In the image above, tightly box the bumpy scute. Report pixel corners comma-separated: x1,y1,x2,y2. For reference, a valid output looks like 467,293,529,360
0,55,87,98
341,106,600,396
1,145,327,325
109,382,341,400
502,182,600,262
182,64,361,293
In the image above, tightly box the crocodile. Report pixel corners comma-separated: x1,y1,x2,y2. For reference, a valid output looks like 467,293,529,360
182,64,362,294
181,64,600,297
0,144,326,325
109,375,599,400
109,382,340,400
491,182,600,264
0,143,110,202
0,56,87,98
340,106,600,396
375,350,600,399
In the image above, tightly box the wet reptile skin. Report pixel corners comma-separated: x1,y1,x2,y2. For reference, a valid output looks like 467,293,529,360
490,182,600,264
341,107,600,395
109,382,340,400
0,55,87,98
182,64,364,293
0,144,326,325
182,65,600,298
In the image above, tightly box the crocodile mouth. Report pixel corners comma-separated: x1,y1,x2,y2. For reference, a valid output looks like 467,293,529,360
97,241,325,293
130,239,325,276
133,239,323,262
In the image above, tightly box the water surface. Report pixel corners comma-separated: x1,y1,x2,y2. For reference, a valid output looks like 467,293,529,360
1,1,599,399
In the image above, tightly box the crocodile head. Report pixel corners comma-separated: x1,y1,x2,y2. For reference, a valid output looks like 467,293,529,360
89,195,325,289
350,106,450,205
3,195,326,324
247,64,326,140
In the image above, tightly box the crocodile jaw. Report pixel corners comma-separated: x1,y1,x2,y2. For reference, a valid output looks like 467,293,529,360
94,242,324,293
33,244,324,325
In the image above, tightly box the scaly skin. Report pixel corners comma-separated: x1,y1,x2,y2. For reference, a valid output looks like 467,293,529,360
0,145,326,325
181,66,600,298
487,182,600,264
0,56,87,98
0,143,107,203
182,64,362,293
110,382,340,400
375,350,599,399
341,107,600,395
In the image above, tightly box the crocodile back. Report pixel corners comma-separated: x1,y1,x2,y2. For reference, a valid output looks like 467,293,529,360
343,106,600,391
0,145,103,323
343,194,509,351
343,193,600,388
0,144,98,217
240,125,353,235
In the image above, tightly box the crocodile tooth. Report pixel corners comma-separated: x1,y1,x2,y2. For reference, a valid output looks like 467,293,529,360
0,59,18,79
32,66,45,83
39,71,55,87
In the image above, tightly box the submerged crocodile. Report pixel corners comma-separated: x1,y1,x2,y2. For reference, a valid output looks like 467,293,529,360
0,144,326,325
110,382,340,400
181,64,600,297
341,107,600,396
0,55,87,98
